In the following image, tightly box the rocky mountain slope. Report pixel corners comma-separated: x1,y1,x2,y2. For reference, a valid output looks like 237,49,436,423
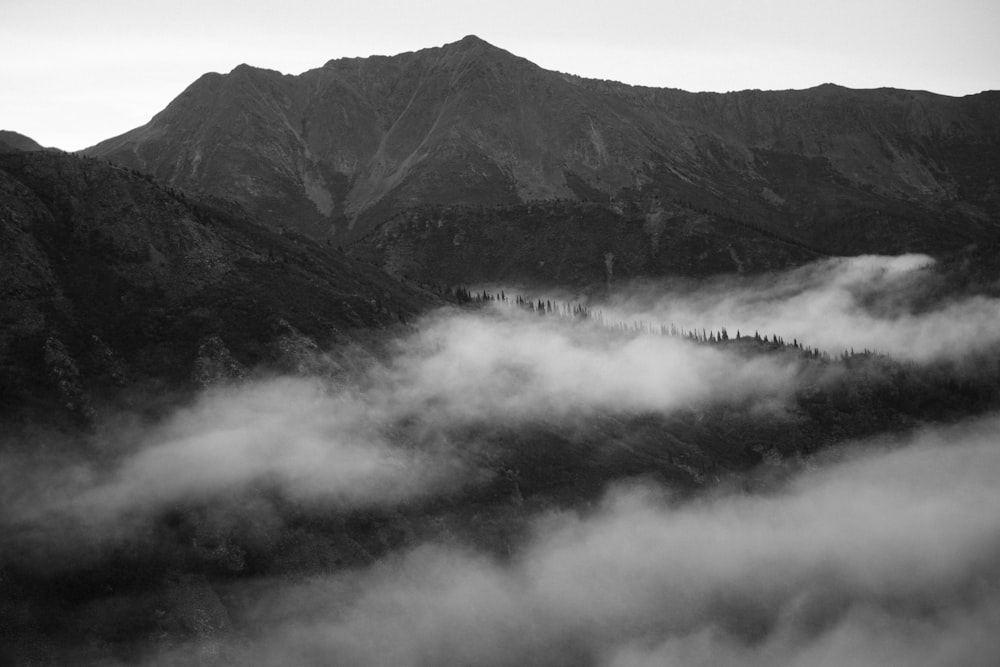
349,199,826,288
0,147,438,428
86,35,1000,267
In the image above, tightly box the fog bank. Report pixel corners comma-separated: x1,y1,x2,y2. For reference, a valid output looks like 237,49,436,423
533,254,1000,362
146,416,1000,666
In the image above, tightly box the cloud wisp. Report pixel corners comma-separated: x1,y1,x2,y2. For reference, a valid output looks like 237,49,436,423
146,415,1000,667
1,306,804,563
382,308,802,425
0,377,469,561
553,254,1000,363
1,303,808,523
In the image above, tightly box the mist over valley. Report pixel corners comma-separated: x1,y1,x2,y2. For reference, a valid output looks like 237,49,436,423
2,35,1000,666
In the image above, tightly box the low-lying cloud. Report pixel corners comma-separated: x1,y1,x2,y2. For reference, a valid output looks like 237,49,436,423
0,377,469,558
559,254,1000,362
146,415,1000,666
2,305,807,550
384,309,801,424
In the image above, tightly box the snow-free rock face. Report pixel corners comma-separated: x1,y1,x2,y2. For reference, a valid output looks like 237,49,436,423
85,36,1000,253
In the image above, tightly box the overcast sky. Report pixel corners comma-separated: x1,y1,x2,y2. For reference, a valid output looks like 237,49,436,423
3,0,998,151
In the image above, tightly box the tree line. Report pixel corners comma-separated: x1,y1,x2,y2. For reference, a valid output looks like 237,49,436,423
444,286,877,362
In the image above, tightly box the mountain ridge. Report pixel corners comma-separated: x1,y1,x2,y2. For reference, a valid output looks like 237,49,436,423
0,130,48,153
84,36,1000,275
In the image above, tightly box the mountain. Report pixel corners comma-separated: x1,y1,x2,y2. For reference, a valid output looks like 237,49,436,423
85,35,1000,275
348,199,826,288
7,63,1000,661
0,149,438,428
0,131,46,153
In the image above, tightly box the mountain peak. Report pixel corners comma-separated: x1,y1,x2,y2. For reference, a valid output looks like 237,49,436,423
456,34,489,46
228,62,278,76
84,37,1000,254
441,34,502,54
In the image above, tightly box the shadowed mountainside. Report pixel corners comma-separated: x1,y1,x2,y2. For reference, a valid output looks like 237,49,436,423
0,131,47,153
0,148,438,428
85,35,1000,269
348,199,827,288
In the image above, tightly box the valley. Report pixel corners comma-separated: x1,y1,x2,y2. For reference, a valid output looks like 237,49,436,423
2,34,1000,666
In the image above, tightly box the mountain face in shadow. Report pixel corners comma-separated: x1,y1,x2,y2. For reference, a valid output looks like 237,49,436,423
85,35,999,265
0,149,437,428
0,131,47,153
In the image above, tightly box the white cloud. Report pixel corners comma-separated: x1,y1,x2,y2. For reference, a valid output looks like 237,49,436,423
576,254,1000,363
384,308,800,424
144,416,1000,666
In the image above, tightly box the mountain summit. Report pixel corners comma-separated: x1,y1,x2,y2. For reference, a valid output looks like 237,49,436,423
85,37,1000,256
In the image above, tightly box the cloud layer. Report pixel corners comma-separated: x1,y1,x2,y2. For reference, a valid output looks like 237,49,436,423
147,416,1000,666
4,253,1000,664
384,309,801,423
0,377,470,561
3,304,808,549
567,254,1000,362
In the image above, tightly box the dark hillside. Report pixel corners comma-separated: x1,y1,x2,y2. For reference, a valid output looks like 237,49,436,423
0,150,438,428
0,131,46,153
348,199,826,287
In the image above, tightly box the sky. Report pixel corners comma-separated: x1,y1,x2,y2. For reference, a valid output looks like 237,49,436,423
2,0,998,152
